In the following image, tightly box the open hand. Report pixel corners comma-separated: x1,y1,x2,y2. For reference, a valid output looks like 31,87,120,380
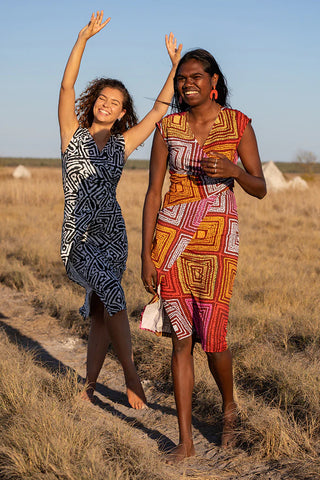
78,11,111,41
165,32,183,68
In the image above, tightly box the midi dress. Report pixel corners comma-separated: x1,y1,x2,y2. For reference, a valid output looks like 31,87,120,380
61,127,128,318
141,108,250,352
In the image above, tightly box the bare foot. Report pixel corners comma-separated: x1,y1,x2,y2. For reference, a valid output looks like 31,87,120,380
165,442,195,464
221,402,238,448
79,383,96,404
126,375,147,409
126,387,147,409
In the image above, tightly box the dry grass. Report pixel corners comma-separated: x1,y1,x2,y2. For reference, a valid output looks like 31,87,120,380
0,329,178,480
1,165,320,477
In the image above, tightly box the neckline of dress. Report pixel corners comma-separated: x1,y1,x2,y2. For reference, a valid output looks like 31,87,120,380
185,106,226,148
85,128,112,154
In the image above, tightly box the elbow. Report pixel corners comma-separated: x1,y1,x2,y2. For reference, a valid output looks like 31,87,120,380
261,178,267,198
257,191,267,200
257,181,267,199
252,173,267,199
60,82,73,93
248,177,267,199
60,84,68,97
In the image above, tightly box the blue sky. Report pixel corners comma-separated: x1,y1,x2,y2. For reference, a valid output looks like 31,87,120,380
0,0,319,162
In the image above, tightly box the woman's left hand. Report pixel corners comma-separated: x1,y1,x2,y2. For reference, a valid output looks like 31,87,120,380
165,32,182,68
201,151,240,178
78,11,111,41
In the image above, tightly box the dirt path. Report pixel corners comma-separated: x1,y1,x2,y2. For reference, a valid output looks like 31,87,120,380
0,284,283,479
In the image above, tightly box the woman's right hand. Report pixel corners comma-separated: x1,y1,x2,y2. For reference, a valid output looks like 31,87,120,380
78,11,111,41
141,256,158,296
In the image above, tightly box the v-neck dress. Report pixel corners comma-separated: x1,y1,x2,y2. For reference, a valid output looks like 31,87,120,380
61,127,127,318
142,108,250,352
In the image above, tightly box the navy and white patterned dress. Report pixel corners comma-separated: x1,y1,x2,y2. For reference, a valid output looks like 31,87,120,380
61,127,128,318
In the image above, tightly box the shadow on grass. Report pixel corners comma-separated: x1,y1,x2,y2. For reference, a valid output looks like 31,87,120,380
0,317,220,452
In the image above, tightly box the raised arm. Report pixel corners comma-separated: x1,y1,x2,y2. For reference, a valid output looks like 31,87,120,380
58,11,110,153
123,33,182,160
141,129,168,294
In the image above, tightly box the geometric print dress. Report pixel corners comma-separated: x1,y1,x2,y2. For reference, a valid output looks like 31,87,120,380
61,127,127,318
147,108,250,352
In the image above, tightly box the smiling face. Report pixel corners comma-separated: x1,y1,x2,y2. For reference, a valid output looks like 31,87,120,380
92,86,126,125
176,59,219,107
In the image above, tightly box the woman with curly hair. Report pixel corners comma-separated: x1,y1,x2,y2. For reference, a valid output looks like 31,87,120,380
141,48,266,457
59,11,182,408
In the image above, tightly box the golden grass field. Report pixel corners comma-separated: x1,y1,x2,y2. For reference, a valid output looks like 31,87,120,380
0,165,320,479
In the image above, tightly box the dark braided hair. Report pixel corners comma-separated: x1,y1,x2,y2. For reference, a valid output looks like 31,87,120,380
173,49,230,112
75,78,138,134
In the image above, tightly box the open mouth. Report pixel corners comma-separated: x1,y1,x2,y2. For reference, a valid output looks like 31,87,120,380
99,109,111,115
183,90,199,97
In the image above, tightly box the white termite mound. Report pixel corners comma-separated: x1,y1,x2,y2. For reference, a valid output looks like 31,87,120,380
12,165,32,179
262,161,308,191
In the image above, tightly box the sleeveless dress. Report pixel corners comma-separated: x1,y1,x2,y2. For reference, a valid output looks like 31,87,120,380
141,108,250,352
61,127,127,318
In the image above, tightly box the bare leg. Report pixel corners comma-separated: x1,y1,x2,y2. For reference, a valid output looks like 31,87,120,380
206,349,237,448
167,332,196,463
82,292,111,402
106,308,147,409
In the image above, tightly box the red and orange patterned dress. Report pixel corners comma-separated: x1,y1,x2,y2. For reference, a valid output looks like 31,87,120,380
145,107,250,352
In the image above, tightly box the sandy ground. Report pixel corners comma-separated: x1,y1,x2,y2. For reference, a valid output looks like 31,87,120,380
0,283,285,479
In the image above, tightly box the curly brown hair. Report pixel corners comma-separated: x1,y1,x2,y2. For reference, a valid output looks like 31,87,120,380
75,78,138,134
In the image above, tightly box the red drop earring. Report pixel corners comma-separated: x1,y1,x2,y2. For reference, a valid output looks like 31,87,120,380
210,88,218,101
178,96,183,104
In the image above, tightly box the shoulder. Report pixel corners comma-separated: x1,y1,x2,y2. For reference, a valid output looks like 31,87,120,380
110,133,125,151
221,107,251,123
158,111,186,127
62,127,88,156
111,133,125,144
156,112,187,137
221,107,251,137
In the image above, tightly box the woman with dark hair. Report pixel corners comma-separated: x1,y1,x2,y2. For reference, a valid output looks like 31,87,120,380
141,48,266,458
172,49,229,109
59,11,182,409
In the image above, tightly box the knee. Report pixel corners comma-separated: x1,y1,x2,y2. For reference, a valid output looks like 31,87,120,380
206,351,220,361
206,349,232,365
172,337,193,357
